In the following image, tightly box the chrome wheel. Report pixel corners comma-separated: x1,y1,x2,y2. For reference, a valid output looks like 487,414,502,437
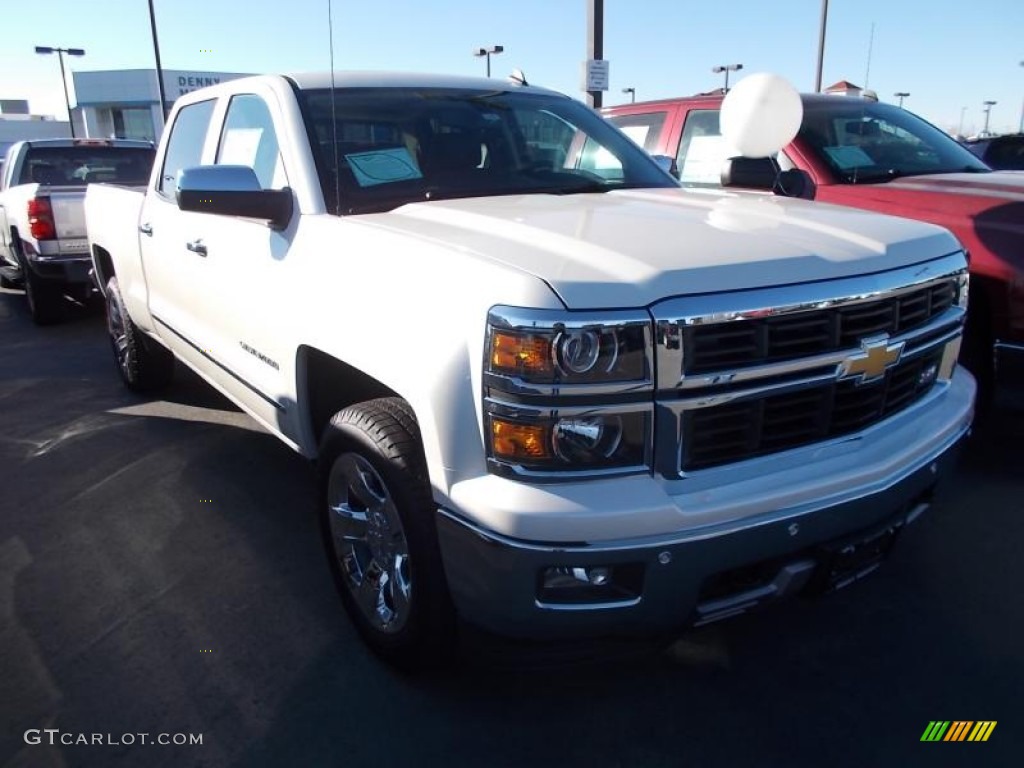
106,291,130,377
327,453,412,634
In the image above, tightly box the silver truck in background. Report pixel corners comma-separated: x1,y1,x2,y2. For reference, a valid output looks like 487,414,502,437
0,138,154,323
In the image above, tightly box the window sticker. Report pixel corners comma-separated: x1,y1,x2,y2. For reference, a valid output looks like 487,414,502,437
346,147,422,187
220,128,263,166
620,125,650,147
823,146,875,169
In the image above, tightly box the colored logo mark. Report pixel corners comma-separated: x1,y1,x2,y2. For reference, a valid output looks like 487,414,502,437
920,721,996,742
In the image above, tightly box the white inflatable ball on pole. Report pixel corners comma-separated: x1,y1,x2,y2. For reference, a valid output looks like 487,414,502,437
719,73,803,158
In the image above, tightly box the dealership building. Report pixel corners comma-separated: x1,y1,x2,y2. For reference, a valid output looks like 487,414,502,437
70,68,252,142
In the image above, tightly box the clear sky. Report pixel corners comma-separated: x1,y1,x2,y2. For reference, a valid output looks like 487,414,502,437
1,0,1021,135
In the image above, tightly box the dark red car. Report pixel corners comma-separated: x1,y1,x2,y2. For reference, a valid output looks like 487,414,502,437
604,94,1024,400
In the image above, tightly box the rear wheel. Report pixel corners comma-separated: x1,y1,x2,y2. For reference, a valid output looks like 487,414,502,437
319,397,456,670
105,276,174,392
24,270,65,325
15,237,65,325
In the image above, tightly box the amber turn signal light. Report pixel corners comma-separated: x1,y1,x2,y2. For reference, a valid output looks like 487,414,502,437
490,331,552,376
490,418,552,460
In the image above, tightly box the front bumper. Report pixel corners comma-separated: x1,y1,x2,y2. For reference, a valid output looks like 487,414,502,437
436,370,974,639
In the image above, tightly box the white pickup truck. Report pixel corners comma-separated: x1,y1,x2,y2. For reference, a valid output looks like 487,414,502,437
0,138,154,323
85,72,974,668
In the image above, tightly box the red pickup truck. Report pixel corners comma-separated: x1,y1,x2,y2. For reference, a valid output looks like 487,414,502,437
604,94,1024,401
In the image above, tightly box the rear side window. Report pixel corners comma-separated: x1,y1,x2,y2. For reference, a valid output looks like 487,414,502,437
216,94,288,189
675,110,732,186
158,100,216,197
606,111,668,152
18,147,154,186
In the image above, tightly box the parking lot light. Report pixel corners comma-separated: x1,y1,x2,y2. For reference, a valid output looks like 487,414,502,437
35,45,85,138
712,63,743,93
894,92,910,109
622,87,636,104
982,100,997,137
473,45,504,78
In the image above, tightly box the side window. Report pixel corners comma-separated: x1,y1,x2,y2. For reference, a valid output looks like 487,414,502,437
607,111,667,152
158,99,216,197
216,94,287,190
675,109,732,187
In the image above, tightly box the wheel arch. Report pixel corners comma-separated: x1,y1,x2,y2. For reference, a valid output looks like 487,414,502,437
92,244,116,298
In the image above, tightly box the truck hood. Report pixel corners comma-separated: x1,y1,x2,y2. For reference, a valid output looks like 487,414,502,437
883,171,1024,202
377,187,960,308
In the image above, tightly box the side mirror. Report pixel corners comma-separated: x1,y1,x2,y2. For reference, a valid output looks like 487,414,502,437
721,158,817,201
721,157,776,190
176,165,293,231
651,154,681,180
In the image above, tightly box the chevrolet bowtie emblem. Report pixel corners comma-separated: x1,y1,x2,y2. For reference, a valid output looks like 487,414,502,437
840,335,905,383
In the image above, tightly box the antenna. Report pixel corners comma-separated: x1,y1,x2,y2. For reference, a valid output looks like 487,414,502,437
328,0,341,214
863,22,875,89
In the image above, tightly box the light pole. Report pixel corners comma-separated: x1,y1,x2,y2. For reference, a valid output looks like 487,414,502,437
1018,60,1023,134
622,87,636,104
814,0,829,92
982,100,997,136
34,45,85,138
894,91,910,109
473,45,503,77
712,63,743,93
148,0,169,126
958,106,967,137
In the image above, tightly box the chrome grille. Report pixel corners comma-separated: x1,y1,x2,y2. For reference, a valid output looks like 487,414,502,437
681,350,943,470
683,281,956,374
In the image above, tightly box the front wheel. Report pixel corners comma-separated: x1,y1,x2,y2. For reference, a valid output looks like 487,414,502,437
319,397,456,670
105,276,174,392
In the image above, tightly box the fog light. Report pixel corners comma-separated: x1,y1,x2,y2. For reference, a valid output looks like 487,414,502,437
538,563,645,606
543,565,613,589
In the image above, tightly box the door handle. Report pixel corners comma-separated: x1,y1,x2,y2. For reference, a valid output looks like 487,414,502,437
186,239,207,257
139,223,153,236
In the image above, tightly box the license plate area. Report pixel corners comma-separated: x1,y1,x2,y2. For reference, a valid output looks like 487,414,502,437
812,521,903,593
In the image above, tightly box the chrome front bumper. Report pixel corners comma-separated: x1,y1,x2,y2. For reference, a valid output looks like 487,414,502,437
437,372,974,639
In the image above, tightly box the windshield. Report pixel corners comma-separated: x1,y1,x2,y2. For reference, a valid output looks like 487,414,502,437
18,146,155,186
298,87,677,214
798,99,990,183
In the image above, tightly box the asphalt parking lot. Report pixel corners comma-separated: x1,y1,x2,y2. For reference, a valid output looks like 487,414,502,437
1,287,1021,768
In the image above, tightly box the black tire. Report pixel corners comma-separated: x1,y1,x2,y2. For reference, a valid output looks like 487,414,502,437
319,397,456,670
105,276,174,392
14,237,67,326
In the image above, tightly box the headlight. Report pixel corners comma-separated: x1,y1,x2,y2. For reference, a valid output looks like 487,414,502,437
484,307,655,479
486,307,652,389
487,406,650,475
